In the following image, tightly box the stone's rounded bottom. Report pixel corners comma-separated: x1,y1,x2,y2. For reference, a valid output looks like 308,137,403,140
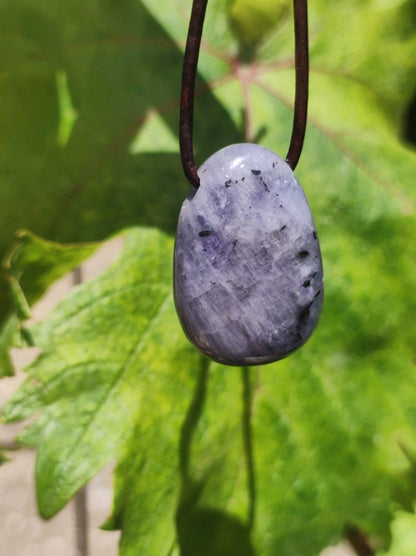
174,143,324,366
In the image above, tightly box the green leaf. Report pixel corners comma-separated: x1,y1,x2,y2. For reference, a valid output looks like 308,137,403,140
2,0,416,554
139,1,416,553
3,227,201,523
0,316,18,377
3,230,99,307
0,0,242,346
6,276,32,321
228,0,290,59
0,231,99,374
55,69,78,148
175,364,255,555
378,507,416,556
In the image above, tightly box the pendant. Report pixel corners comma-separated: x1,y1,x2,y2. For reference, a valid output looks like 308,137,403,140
174,143,324,366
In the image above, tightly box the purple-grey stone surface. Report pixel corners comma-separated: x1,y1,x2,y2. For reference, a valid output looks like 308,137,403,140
174,143,324,366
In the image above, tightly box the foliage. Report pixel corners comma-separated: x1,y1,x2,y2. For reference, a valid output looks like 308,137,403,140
1,0,416,554
379,506,416,556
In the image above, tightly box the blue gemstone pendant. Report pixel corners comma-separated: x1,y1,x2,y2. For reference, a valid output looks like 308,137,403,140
174,143,323,366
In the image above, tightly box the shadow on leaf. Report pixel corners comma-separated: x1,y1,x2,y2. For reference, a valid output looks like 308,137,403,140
176,361,255,556
177,504,254,556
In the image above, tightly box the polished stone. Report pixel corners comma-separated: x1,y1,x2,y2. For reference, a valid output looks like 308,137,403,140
174,143,323,366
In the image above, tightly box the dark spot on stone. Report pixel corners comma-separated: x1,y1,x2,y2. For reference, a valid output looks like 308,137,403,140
298,250,309,258
314,290,321,298
297,332,302,341
260,177,270,192
231,239,238,248
224,179,233,188
199,230,212,237
311,271,317,278
272,162,277,168
313,230,317,239
241,177,245,181
302,280,311,287
280,225,287,231
279,204,283,208
298,301,313,325
251,169,270,191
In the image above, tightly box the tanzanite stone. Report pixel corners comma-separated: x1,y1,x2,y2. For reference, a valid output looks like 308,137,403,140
174,143,323,366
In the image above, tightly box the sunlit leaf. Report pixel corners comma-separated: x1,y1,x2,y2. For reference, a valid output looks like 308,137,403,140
1,0,416,554
378,506,416,556
3,228,202,521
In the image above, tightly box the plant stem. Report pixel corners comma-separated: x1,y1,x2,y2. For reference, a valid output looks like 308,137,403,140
242,367,256,531
344,525,375,556
73,266,89,556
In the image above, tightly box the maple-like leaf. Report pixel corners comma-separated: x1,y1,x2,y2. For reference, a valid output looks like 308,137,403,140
2,0,416,554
